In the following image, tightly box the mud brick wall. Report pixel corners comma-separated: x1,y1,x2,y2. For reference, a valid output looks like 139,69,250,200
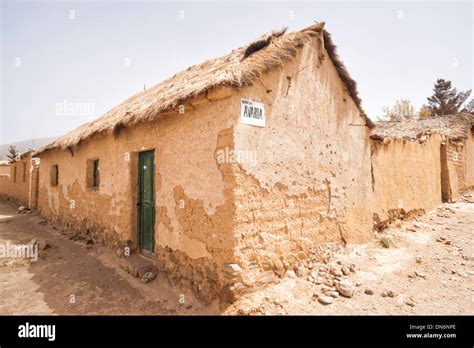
371,134,443,225
0,175,11,198
0,165,10,175
447,141,466,192
29,162,40,208
6,160,29,204
36,88,242,302
465,131,474,188
0,153,39,208
229,36,374,292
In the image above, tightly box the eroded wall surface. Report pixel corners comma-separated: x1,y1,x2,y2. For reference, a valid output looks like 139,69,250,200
371,135,442,224
230,38,374,289
465,132,474,188
447,140,466,195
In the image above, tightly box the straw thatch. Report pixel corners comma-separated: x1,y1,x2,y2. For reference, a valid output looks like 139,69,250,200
36,22,371,156
371,113,474,142
20,149,35,159
243,28,288,59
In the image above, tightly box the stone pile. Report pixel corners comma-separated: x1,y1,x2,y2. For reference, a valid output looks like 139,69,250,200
308,262,358,305
17,206,31,214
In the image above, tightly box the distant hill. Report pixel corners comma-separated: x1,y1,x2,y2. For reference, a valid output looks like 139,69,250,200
0,137,57,160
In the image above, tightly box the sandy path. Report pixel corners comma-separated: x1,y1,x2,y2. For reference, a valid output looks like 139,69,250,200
0,201,217,315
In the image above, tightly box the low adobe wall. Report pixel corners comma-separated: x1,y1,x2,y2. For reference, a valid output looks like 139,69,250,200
0,165,10,175
0,154,39,208
0,175,11,198
371,134,443,226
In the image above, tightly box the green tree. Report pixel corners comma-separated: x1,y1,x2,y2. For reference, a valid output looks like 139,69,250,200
425,79,472,116
6,145,19,162
462,99,474,113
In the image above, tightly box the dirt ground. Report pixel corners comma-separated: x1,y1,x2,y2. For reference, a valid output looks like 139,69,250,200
0,195,472,315
0,200,219,315
226,194,474,315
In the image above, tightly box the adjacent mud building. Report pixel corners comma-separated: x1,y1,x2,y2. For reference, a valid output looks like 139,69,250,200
370,113,474,226
32,23,375,300
0,151,40,209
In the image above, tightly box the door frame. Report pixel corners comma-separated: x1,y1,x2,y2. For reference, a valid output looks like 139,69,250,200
137,150,156,258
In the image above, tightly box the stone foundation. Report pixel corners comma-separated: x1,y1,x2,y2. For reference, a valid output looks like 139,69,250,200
154,246,243,303
36,209,123,249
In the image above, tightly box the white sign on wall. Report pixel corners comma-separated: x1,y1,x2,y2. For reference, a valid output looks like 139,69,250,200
240,99,265,127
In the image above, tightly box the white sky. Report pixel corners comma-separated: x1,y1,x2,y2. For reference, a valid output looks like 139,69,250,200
1,0,472,144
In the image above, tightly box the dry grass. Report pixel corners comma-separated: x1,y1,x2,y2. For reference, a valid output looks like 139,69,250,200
243,27,288,59
371,113,474,142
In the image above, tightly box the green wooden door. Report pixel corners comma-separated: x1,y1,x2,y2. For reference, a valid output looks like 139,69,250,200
138,150,155,255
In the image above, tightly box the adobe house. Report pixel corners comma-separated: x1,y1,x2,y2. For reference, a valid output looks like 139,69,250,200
34,22,375,301
370,113,474,227
0,151,40,209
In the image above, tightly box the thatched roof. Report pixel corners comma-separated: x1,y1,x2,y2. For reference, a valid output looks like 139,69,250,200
370,113,474,143
36,22,372,156
19,149,35,159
